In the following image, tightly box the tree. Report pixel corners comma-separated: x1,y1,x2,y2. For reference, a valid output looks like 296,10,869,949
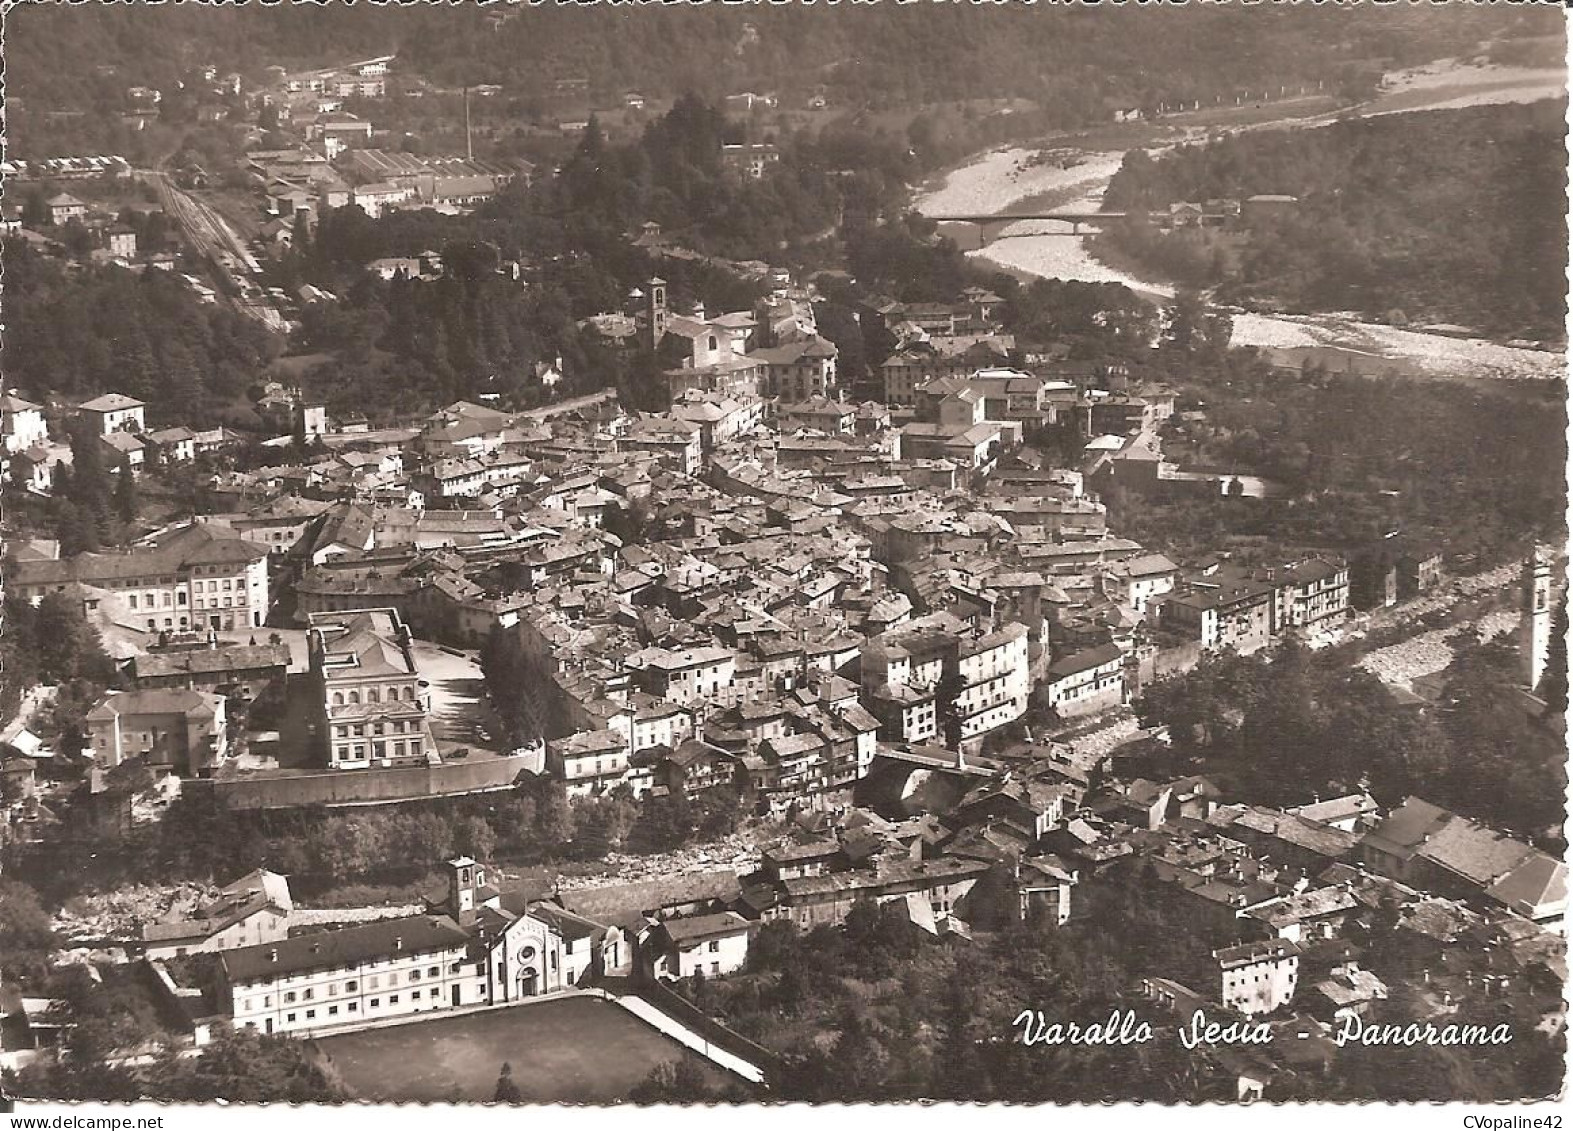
456,814,497,862
113,456,139,525
153,1026,347,1103
628,1058,714,1103
0,880,59,979
1538,594,1568,714
493,1061,523,1103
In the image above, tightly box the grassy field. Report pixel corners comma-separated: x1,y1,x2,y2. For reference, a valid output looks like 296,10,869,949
315,995,727,1102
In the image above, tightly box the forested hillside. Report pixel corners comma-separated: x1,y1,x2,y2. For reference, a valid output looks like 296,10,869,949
1099,100,1569,337
9,2,1550,157
1,242,280,425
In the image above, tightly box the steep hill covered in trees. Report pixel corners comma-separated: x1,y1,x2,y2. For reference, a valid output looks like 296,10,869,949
9,3,1552,156
1,241,280,423
1099,100,1569,338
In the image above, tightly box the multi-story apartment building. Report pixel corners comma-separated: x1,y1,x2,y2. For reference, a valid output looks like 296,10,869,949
1160,572,1276,654
1215,939,1300,1017
1273,558,1351,634
547,729,631,799
86,688,228,776
952,623,1031,741
1042,644,1126,720
7,522,270,633
305,608,435,770
624,646,737,706
861,612,1030,746
1101,553,1180,617
1160,559,1350,653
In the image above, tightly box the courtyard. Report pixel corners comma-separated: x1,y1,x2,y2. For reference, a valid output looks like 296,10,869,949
313,995,729,1102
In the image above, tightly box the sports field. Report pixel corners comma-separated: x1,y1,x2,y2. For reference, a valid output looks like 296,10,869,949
315,995,725,1102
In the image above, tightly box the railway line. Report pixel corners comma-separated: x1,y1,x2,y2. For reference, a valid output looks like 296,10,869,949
146,170,289,334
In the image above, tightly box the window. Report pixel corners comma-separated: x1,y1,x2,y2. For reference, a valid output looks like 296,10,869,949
428,965,439,977
305,1009,316,1020
328,1005,339,1017
708,940,720,953
390,994,400,1004
345,980,357,992
410,969,422,982
370,998,381,1009
129,595,138,609
333,692,344,707
302,989,313,1001
287,1013,297,1023
348,1001,358,1012
429,987,440,999
348,691,360,705
368,689,379,704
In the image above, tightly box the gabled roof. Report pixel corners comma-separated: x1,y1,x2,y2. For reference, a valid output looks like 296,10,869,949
659,911,752,946
1047,643,1123,679
557,870,741,923
79,392,145,413
1485,853,1567,917
222,914,469,982
87,688,224,722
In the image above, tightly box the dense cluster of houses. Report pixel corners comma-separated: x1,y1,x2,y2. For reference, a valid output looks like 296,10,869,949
33,752,1557,1054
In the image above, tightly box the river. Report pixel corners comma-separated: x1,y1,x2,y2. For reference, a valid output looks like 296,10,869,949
913,62,1567,382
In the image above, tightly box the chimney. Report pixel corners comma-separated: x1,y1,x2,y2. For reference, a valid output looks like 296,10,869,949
463,86,473,162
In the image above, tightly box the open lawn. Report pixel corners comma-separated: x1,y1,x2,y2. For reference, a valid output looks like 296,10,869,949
315,995,727,1102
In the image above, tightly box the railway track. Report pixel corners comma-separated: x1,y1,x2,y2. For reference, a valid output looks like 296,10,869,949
147,170,288,333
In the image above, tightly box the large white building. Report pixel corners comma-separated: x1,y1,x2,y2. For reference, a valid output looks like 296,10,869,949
306,608,435,770
0,393,48,455
7,522,270,633
78,392,146,435
220,858,625,1038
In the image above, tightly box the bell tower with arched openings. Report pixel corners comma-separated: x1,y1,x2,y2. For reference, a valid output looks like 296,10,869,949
646,275,668,349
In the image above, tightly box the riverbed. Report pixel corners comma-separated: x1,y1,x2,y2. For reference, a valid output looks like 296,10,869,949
913,62,1567,381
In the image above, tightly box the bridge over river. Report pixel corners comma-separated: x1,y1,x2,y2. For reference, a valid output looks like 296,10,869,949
928,211,1128,242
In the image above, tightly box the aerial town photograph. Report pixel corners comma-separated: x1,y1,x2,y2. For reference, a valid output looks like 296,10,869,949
0,0,1565,1112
